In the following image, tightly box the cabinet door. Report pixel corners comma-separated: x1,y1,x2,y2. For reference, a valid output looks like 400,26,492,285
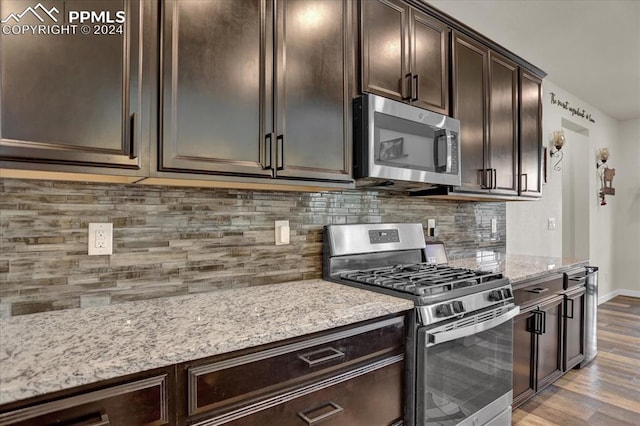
274,0,351,181
564,288,586,371
0,0,146,172
536,296,564,391
488,52,518,195
409,9,449,115
361,0,409,102
452,32,489,192
160,0,272,177
519,70,543,197
512,311,536,409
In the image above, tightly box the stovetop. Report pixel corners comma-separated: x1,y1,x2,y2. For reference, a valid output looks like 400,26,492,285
340,263,505,297
323,223,514,325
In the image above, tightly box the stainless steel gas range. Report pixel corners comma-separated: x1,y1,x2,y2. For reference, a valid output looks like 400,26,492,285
323,223,519,426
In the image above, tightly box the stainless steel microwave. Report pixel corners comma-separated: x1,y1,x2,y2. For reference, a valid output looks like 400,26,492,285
353,93,461,191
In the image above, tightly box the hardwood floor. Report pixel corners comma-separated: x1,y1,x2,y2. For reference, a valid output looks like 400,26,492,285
512,296,640,425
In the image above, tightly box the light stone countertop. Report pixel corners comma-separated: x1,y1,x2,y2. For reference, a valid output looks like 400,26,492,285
0,279,414,406
449,251,589,284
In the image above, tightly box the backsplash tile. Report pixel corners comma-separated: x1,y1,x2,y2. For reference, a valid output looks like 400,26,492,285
0,179,506,316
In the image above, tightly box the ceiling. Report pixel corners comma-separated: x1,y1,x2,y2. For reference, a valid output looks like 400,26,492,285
427,0,640,122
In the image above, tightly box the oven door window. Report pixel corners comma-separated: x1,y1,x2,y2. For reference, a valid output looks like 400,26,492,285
417,315,514,425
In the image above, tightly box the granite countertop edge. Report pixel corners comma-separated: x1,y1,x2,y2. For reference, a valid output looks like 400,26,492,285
448,252,590,283
0,279,414,406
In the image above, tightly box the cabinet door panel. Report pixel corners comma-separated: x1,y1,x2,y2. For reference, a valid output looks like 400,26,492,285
519,70,543,197
564,289,586,370
275,0,350,181
0,0,142,169
161,0,271,176
488,52,518,195
537,297,564,390
410,9,449,115
453,33,488,192
512,311,535,409
361,0,409,101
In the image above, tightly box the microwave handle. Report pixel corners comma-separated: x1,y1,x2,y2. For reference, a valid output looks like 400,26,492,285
434,130,453,173
426,306,520,347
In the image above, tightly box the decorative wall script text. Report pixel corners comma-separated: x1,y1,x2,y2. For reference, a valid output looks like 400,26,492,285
549,92,596,123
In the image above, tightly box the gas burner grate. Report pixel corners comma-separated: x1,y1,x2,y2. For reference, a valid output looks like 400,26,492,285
340,263,503,296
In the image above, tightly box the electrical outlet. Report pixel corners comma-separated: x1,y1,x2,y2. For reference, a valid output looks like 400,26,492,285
427,218,436,237
88,223,113,255
491,218,498,234
548,218,556,230
275,220,290,245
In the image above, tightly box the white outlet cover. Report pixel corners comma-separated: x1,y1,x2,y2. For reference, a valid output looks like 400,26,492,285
275,220,290,245
548,218,556,230
88,223,113,255
491,218,498,234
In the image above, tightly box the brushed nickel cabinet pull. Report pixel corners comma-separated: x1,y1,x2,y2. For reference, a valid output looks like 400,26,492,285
263,133,273,170
276,134,285,171
129,113,137,159
298,347,345,367
298,401,343,425
412,74,419,101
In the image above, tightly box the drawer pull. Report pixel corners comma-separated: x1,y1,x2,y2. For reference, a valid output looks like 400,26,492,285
298,401,344,425
70,412,110,426
298,347,345,367
526,287,548,294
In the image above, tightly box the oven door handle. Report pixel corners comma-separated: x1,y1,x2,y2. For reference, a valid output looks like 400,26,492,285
426,306,520,347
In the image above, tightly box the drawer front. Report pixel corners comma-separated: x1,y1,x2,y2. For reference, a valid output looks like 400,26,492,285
514,274,564,309
0,375,170,426
191,355,404,426
188,316,404,416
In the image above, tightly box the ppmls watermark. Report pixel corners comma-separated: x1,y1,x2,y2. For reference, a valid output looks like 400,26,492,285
1,2,125,36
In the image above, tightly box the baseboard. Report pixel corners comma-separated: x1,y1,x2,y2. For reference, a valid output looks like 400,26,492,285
599,289,640,305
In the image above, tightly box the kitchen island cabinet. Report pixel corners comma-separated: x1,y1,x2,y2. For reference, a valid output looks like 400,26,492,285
0,280,412,425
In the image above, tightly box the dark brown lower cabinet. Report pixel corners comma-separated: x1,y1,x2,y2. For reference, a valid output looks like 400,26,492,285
512,295,564,409
204,358,403,426
183,316,406,425
0,369,175,426
0,315,406,426
564,287,586,371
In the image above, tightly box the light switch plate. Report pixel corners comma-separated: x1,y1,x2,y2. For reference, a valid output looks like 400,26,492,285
548,218,556,230
491,218,498,234
88,223,113,255
275,220,290,245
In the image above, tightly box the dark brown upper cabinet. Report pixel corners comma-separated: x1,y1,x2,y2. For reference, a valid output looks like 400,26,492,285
451,33,521,197
160,0,352,183
452,32,488,193
361,0,449,115
488,51,519,196
519,70,543,197
0,0,153,176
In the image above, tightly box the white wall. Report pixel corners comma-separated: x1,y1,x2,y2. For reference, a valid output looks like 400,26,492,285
612,119,640,293
507,80,622,298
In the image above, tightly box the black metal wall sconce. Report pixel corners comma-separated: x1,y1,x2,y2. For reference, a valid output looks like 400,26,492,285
596,148,615,206
549,130,566,171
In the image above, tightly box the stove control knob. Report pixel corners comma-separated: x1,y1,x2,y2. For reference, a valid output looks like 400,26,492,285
452,301,465,314
435,304,453,317
502,288,513,299
488,290,503,301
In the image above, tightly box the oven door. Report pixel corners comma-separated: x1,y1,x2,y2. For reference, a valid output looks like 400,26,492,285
416,305,519,426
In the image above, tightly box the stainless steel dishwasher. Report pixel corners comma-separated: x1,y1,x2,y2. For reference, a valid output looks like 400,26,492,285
565,266,599,368
581,267,599,367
